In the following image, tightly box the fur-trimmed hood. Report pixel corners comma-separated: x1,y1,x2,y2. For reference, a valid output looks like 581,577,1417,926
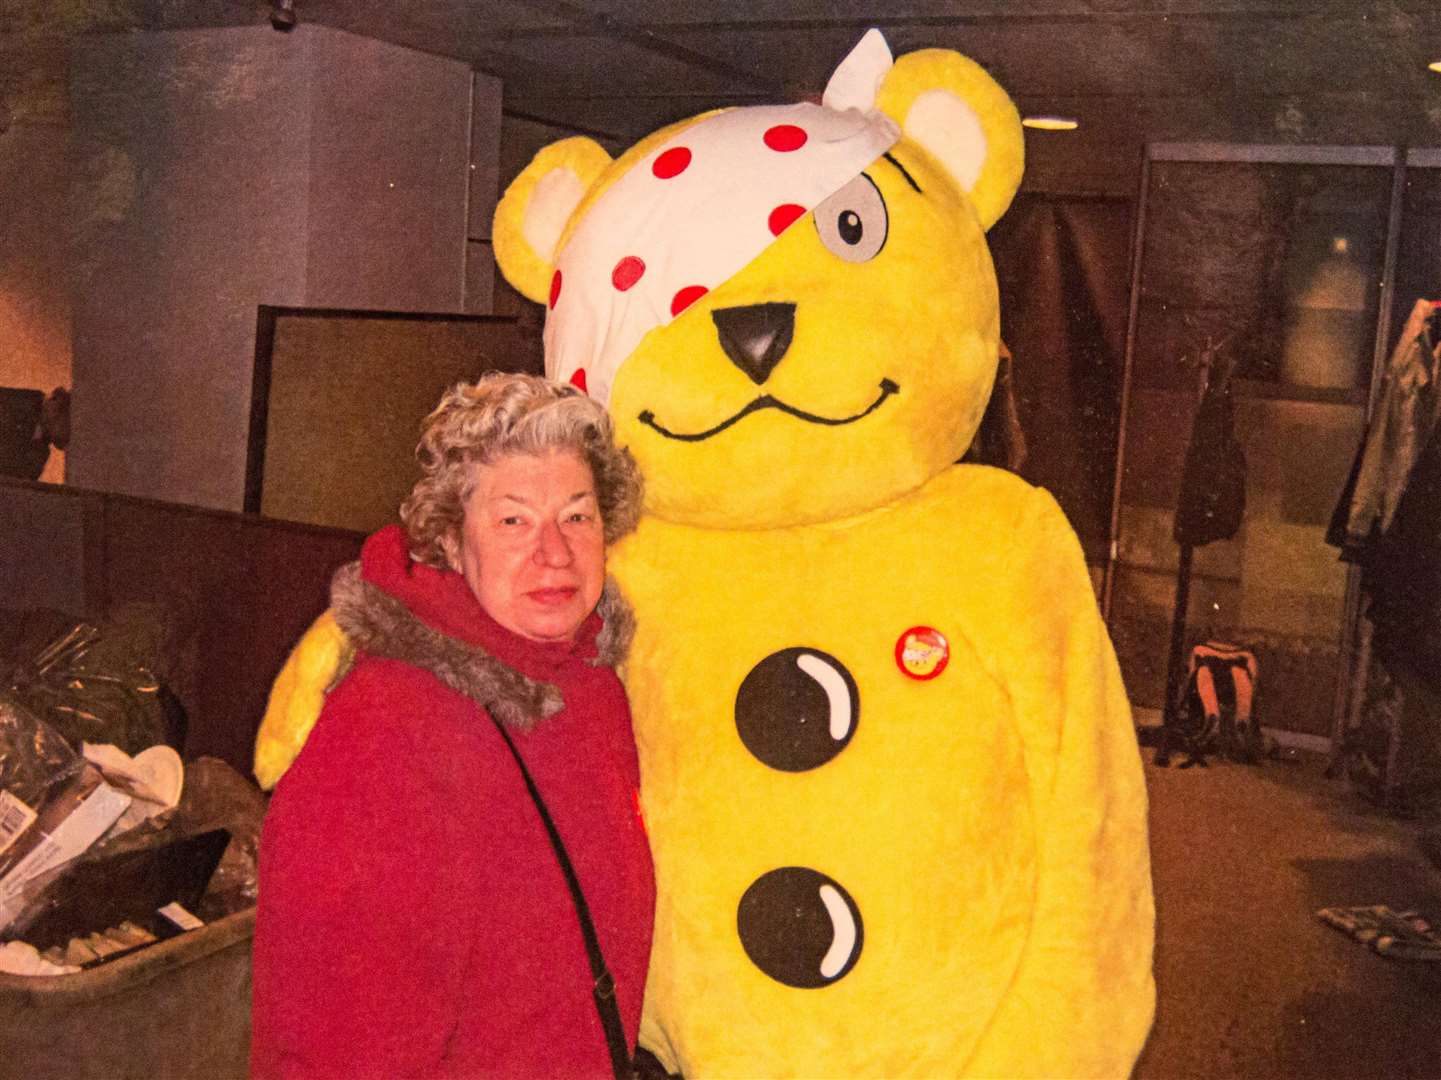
329,559,634,732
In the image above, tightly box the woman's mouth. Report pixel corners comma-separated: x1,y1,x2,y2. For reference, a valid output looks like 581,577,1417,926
526,587,579,606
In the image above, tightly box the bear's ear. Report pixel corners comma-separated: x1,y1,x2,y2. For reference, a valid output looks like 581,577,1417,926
493,137,614,304
875,49,1024,231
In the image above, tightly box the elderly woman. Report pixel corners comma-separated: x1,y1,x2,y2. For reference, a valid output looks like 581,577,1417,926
250,373,654,1080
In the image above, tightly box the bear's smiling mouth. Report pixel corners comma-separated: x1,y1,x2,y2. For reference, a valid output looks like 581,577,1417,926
638,379,899,443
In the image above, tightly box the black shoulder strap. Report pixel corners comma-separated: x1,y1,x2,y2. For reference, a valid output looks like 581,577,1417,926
489,714,633,1080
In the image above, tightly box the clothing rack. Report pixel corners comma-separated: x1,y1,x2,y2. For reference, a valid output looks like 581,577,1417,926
1327,295,1441,806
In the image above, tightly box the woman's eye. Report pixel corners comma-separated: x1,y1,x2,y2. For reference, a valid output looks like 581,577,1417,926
813,173,887,263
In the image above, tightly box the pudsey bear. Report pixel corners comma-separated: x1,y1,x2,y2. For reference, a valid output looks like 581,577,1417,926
257,30,1154,1079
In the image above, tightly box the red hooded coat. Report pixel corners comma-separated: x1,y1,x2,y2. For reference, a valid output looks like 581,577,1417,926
251,526,654,1079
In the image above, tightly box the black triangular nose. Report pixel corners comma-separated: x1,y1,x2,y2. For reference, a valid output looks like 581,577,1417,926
712,303,796,386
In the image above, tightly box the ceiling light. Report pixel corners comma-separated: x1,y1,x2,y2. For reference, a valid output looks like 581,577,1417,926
1429,60,1441,73
1022,116,1078,131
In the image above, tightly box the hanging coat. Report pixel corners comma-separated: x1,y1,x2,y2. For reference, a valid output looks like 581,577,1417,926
1173,357,1247,548
1365,415,1441,691
1328,299,1441,559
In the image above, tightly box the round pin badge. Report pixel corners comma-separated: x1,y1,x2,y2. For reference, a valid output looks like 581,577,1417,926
895,626,949,680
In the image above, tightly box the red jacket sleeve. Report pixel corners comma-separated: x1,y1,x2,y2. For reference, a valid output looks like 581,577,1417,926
251,665,482,1080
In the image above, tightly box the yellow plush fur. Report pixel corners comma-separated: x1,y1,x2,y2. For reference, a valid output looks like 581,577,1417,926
256,36,1154,1079
253,609,350,791
608,134,996,529
611,469,1152,1077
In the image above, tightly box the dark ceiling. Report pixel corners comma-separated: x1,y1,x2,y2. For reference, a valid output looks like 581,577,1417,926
6,2,1441,191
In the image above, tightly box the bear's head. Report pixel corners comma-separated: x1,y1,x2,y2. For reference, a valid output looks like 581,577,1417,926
494,31,1022,530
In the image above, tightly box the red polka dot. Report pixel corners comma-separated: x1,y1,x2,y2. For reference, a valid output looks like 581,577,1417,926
763,124,808,152
611,256,646,292
670,285,708,317
569,368,588,393
652,147,692,179
768,203,806,236
548,269,562,309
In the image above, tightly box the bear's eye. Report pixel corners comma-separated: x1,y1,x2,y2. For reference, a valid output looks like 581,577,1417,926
813,173,887,263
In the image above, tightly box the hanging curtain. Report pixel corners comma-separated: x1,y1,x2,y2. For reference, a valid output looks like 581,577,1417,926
989,194,1132,562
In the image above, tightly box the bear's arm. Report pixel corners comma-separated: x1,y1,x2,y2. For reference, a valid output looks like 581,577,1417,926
965,487,1156,1079
255,609,351,790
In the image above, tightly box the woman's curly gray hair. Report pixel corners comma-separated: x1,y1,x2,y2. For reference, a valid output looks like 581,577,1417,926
400,373,643,569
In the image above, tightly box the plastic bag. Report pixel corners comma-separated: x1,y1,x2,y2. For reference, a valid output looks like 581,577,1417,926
163,757,262,918
0,693,86,850
48,757,262,921
4,607,187,757
0,696,132,931
5,758,261,953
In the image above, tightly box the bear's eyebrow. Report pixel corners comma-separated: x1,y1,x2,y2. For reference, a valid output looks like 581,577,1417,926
882,152,922,194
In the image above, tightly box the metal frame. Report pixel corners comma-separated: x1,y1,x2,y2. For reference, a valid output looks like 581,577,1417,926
1147,142,1396,166
1105,141,1440,754
1327,154,1409,771
1099,148,1150,617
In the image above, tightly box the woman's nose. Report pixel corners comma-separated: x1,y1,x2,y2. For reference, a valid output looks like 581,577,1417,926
534,519,574,566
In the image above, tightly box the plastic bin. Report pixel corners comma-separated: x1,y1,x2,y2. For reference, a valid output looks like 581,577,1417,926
0,905,255,1080
0,757,263,1080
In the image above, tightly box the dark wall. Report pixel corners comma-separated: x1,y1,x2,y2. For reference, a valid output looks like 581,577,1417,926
66,25,481,513
1,477,362,777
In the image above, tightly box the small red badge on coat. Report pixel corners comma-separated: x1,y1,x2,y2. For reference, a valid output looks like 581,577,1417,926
895,626,949,680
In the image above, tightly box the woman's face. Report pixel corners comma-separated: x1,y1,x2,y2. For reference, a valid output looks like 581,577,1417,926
454,448,605,643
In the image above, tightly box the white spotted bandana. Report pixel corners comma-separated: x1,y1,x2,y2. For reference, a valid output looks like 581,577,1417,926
543,31,900,406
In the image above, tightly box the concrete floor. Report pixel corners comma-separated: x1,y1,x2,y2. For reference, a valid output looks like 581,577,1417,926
1135,747,1441,1079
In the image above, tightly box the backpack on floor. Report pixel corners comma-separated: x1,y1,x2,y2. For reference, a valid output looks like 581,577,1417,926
1158,641,1261,768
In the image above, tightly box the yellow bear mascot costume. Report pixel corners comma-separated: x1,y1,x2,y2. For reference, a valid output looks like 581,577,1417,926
257,30,1155,1078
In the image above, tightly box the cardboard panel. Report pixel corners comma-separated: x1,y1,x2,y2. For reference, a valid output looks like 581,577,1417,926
253,310,540,533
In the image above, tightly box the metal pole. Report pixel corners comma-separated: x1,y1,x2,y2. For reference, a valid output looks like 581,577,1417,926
1101,145,1152,621
1162,542,1197,727
1329,148,1405,770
